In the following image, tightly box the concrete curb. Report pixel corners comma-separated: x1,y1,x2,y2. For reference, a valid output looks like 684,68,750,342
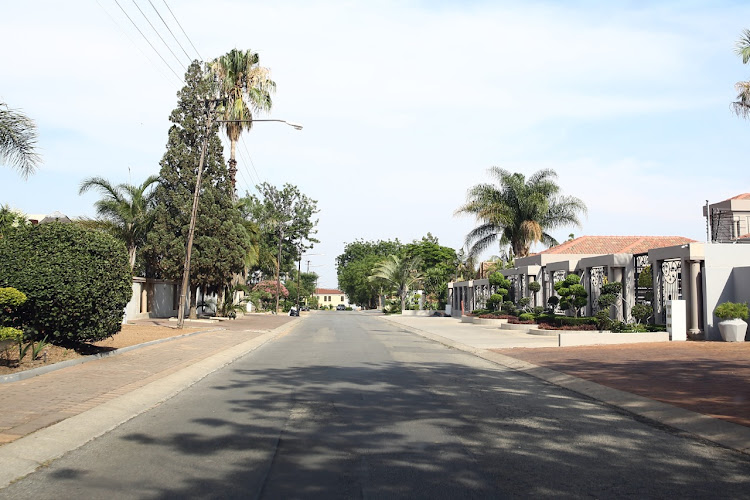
0,317,303,489
0,327,225,384
381,316,750,456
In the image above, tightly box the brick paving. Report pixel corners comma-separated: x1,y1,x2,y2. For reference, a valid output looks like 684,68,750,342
0,314,294,445
493,342,750,428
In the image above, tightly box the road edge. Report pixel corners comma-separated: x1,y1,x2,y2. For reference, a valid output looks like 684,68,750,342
380,315,750,456
0,317,304,489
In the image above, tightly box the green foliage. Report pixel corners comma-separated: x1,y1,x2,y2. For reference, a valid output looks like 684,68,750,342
0,287,27,314
486,294,504,311
528,281,541,293
714,301,749,320
518,312,534,322
518,297,531,308
598,281,623,311
0,223,132,344
0,205,28,239
0,101,41,178
487,272,511,311
337,239,402,308
0,326,23,343
404,234,456,308
143,62,251,312
638,265,653,288
595,310,612,331
554,274,588,316
456,167,586,259
79,175,159,270
534,314,597,328
631,303,653,325
369,255,424,311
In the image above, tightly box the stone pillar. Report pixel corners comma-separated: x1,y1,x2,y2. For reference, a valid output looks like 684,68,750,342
528,275,537,309
687,260,702,337
140,284,148,314
612,267,624,321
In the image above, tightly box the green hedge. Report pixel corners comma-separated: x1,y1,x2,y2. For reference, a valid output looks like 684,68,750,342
534,314,597,327
0,223,132,344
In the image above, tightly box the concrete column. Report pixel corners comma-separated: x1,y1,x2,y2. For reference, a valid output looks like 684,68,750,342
612,267,624,321
528,274,537,309
140,285,148,314
687,260,702,336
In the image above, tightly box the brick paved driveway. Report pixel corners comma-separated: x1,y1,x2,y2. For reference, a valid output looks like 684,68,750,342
494,342,750,427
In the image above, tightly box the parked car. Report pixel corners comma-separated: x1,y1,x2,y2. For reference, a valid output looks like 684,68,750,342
336,304,346,311
289,307,299,316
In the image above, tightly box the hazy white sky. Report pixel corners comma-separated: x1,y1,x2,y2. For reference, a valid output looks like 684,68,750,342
2,1,750,288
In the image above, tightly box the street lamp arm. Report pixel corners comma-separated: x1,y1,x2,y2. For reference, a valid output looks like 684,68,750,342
215,118,303,130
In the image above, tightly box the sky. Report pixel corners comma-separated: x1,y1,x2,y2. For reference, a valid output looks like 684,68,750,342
2,0,750,290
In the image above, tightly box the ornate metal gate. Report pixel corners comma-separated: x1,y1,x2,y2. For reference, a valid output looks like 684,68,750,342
589,266,605,314
657,259,682,322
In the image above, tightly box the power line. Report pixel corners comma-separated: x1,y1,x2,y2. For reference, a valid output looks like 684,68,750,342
130,0,187,71
241,136,264,186
145,0,193,62
112,0,183,81
96,0,181,88
161,0,203,60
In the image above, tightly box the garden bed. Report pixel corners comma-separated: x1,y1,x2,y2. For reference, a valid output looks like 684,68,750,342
557,331,669,347
0,323,202,375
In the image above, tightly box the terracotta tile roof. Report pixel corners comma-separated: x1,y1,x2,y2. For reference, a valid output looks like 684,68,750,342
315,288,344,295
728,193,750,200
540,235,697,255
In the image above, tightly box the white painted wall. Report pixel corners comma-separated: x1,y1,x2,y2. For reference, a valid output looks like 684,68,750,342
702,244,750,340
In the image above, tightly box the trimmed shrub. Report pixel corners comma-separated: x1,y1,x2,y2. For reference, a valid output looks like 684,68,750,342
518,312,534,322
0,223,132,344
714,302,749,321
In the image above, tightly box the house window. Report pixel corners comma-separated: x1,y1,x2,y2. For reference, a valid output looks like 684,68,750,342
327,296,331,302
341,296,344,302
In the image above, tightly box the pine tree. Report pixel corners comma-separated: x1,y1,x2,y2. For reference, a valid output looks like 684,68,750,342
144,61,251,318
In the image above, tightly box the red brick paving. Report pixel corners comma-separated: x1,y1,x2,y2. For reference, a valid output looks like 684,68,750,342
493,342,750,428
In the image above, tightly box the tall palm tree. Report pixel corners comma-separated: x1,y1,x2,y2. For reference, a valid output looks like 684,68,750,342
369,255,424,312
0,101,41,178
733,29,750,118
211,49,276,194
79,175,159,270
456,167,586,259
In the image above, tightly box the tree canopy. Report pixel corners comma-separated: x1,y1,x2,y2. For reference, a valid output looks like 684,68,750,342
456,167,586,259
143,61,252,317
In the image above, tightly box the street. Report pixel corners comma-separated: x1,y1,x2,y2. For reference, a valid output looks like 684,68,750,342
4,312,750,499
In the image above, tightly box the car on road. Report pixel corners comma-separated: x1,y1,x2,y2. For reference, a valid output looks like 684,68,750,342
336,304,346,311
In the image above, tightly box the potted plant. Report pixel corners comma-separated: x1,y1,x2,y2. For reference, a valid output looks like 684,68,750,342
714,302,749,342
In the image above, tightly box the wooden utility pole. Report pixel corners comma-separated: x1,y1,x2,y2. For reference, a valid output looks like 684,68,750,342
177,101,216,329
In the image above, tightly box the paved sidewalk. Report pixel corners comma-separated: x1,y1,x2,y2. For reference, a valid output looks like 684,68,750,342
381,314,750,455
0,314,297,446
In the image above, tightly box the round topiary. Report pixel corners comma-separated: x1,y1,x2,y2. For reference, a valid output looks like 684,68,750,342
0,223,132,344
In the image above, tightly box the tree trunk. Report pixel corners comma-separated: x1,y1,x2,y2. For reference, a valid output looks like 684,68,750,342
128,246,137,271
189,285,198,319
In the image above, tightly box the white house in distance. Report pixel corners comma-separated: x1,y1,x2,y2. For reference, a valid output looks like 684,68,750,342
313,288,350,308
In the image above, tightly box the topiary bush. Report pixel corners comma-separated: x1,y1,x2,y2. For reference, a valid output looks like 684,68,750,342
714,302,749,321
0,223,132,345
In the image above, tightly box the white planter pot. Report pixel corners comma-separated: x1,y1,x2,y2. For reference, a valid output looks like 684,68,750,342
718,319,748,342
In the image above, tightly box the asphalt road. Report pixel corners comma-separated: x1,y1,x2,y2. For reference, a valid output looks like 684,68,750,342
4,312,750,499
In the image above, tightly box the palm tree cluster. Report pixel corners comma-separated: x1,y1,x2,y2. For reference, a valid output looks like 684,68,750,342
369,255,424,312
456,167,586,259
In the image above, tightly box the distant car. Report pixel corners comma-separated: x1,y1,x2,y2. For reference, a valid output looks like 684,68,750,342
300,305,310,311
336,304,346,311
289,307,299,316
